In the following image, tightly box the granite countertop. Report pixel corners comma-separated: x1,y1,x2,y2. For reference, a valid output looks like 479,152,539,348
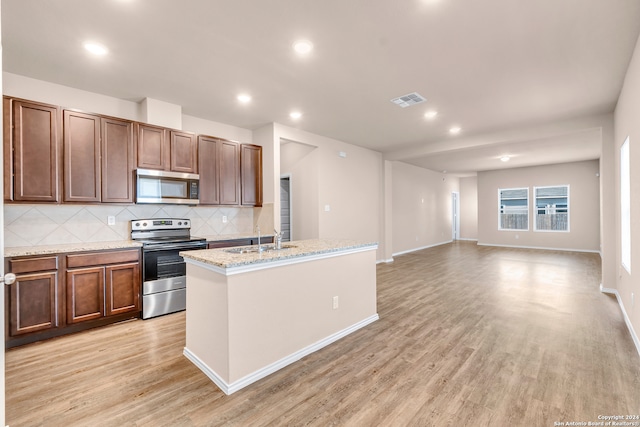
5,240,143,258
180,239,378,269
3,235,272,258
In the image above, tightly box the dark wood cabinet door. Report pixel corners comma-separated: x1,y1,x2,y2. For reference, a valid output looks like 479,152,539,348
136,123,167,170
8,271,59,336
63,110,101,202
105,262,140,316
101,117,134,203
219,139,240,205
13,100,61,202
170,130,197,173
240,144,263,206
198,136,220,205
4,97,13,201
66,267,105,324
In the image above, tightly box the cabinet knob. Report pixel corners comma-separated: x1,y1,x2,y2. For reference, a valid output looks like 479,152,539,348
2,273,16,285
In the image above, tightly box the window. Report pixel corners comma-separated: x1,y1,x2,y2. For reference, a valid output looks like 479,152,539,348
621,137,630,273
534,185,569,232
499,187,528,230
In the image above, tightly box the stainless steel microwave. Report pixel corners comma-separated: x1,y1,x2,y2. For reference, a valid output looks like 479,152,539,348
135,169,200,205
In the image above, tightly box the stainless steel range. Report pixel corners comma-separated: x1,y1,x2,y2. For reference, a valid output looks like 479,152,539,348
131,218,207,319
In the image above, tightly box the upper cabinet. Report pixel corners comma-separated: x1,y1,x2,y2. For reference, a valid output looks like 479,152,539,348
3,97,260,207
63,111,101,202
240,144,263,207
101,117,134,203
63,110,134,203
135,123,166,170
4,98,61,202
198,136,240,205
136,123,197,173
170,130,198,173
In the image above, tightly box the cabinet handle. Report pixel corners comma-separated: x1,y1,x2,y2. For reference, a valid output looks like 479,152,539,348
1,273,16,285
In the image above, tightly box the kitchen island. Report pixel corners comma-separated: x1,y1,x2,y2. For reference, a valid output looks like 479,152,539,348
180,239,378,394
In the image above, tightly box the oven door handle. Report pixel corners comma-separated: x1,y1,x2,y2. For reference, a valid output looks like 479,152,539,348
142,243,207,252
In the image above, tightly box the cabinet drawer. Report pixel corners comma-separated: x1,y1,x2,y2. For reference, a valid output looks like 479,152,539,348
67,249,140,268
9,256,58,274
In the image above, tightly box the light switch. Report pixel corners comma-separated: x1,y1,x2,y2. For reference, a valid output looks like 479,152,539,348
324,205,331,212
107,216,116,226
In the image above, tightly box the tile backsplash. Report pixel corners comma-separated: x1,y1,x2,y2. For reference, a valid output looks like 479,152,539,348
4,204,255,248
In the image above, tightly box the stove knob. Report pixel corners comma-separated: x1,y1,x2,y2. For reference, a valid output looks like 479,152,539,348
178,221,182,226
135,222,140,227
185,221,189,226
143,222,147,227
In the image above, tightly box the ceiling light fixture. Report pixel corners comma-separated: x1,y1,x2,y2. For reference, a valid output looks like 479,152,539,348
449,126,461,134
424,110,438,119
500,156,511,162
83,42,108,56
289,111,302,119
293,40,313,55
237,94,252,103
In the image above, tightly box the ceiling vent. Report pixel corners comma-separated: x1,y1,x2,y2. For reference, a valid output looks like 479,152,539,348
390,92,426,108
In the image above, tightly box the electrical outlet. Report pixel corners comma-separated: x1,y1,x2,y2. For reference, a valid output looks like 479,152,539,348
222,216,228,223
332,296,339,309
107,216,116,226
324,205,331,212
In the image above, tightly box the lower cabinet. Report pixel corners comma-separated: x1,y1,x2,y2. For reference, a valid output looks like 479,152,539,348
66,250,140,325
6,256,60,337
5,248,141,348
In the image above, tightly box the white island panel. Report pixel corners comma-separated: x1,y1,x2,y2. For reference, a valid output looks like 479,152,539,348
183,240,378,394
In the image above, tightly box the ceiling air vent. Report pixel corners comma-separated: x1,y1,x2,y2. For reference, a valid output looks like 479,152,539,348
390,92,426,108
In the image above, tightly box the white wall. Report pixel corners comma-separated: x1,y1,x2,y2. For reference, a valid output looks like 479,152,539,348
477,160,600,252
280,141,319,240
613,30,640,350
3,72,252,144
391,161,459,255
255,123,384,260
459,176,478,240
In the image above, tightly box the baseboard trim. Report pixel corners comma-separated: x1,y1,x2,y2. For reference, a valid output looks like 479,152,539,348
456,238,478,242
184,313,380,395
600,284,640,358
477,242,600,254
376,258,394,264
392,240,453,257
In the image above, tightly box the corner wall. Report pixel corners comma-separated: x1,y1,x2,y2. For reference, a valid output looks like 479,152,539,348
613,31,640,351
459,176,478,240
477,160,600,252
255,123,383,260
391,161,459,255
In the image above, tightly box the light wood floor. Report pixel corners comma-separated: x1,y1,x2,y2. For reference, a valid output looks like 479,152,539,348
6,242,640,426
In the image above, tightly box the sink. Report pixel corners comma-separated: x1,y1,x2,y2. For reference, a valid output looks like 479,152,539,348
224,244,297,254
224,247,260,254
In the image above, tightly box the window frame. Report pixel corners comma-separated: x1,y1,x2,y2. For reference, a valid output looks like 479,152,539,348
533,185,570,233
621,137,631,274
498,187,529,231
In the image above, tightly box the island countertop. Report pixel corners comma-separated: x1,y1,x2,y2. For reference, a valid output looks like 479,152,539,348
180,238,378,272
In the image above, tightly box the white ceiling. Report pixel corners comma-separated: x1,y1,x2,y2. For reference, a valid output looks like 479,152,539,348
2,0,639,175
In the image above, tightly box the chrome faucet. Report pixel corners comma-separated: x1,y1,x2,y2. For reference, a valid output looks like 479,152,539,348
274,229,283,250
255,225,263,252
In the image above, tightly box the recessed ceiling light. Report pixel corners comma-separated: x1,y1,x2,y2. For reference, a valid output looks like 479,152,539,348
424,110,438,119
83,42,108,56
500,156,511,162
449,126,461,134
289,111,302,119
237,94,252,103
293,40,313,55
